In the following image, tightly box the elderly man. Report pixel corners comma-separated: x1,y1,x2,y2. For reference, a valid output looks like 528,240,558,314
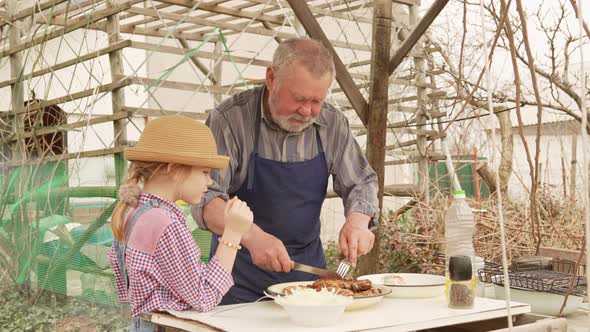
192,37,379,304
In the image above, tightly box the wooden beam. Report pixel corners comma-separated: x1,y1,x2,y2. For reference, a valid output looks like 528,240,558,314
128,76,246,95
388,0,449,76
126,6,370,51
386,135,437,150
0,40,131,89
286,0,369,126
0,3,131,58
3,111,133,145
137,0,271,35
0,79,133,117
156,0,285,25
394,0,421,5
121,25,217,41
397,69,445,80
122,107,208,120
1,147,126,168
178,38,216,84
0,0,69,28
130,41,271,67
248,0,373,24
327,184,418,198
356,128,439,137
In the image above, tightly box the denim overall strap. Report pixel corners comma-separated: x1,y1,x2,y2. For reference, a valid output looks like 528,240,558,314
115,199,160,292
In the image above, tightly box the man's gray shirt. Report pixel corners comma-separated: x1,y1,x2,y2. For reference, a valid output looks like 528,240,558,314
192,86,379,229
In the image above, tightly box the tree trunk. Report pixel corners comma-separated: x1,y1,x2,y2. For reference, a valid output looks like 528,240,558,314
495,110,513,194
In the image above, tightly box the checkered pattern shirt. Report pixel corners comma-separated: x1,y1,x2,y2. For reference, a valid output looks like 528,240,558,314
108,193,233,316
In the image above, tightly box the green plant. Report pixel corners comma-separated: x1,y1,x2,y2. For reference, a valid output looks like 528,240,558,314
0,283,130,331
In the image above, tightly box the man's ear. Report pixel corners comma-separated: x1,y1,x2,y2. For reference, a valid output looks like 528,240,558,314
265,65,275,91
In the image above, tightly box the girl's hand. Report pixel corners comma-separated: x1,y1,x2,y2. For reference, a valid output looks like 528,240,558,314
224,197,253,235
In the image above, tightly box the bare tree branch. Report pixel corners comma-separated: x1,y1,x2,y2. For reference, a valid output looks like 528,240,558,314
515,0,547,252
569,0,590,40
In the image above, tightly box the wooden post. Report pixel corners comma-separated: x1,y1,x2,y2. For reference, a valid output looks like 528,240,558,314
8,0,24,154
473,148,481,208
358,0,392,276
7,0,31,291
213,40,223,107
410,5,428,197
107,0,127,187
570,134,578,198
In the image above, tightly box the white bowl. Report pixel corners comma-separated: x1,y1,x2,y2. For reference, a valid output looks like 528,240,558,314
358,273,446,298
493,285,583,316
276,301,348,327
273,288,353,327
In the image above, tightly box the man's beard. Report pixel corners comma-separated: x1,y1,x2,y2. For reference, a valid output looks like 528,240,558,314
268,93,316,133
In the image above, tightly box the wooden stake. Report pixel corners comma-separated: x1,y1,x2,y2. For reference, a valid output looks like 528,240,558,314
359,0,392,275
570,134,578,198
107,0,127,187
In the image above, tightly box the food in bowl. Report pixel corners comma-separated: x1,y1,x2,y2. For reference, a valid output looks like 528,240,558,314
275,287,352,327
384,274,407,285
283,278,382,297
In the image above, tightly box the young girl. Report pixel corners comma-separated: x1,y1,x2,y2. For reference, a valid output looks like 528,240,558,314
108,115,253,331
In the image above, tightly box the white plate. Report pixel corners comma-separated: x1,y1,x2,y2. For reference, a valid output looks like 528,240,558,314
358,273,445,298
266,281,391,311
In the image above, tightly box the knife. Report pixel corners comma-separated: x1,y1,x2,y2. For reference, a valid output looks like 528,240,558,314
292,262,343,279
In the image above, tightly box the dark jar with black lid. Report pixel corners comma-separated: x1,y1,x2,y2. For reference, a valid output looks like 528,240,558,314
446,255,475,309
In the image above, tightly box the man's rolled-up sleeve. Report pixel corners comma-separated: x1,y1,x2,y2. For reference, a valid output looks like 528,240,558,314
330,114,380,227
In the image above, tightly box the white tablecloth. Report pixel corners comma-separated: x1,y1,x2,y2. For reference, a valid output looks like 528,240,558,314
166,296,530,331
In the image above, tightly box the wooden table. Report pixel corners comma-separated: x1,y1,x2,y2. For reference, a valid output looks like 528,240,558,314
146,296,531,331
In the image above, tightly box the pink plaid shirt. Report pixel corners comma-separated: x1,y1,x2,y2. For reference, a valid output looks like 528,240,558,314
107,193,233,316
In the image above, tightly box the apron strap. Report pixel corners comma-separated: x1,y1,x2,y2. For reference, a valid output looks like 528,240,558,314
314,125,324,154
247,88,264,190
116,199,160,293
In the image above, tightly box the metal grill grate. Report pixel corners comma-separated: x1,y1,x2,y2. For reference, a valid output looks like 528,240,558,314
478,261,587,297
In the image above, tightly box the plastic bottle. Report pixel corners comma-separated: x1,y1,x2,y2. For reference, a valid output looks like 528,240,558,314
444,190,476,274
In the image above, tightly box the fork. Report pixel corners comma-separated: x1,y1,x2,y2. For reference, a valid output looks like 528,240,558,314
336,259,352,279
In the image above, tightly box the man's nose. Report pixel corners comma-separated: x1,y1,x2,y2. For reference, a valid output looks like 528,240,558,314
298,103,312,116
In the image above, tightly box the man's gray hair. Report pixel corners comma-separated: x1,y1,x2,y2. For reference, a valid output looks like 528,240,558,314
272,37,335,82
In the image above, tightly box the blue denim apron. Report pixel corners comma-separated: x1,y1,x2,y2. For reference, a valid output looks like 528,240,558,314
211,89,329,304
113,199,159,332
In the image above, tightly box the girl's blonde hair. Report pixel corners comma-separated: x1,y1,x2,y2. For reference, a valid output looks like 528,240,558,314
111,161,190,242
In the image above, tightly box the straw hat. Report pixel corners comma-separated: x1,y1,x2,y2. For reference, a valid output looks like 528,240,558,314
124,115,229,169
